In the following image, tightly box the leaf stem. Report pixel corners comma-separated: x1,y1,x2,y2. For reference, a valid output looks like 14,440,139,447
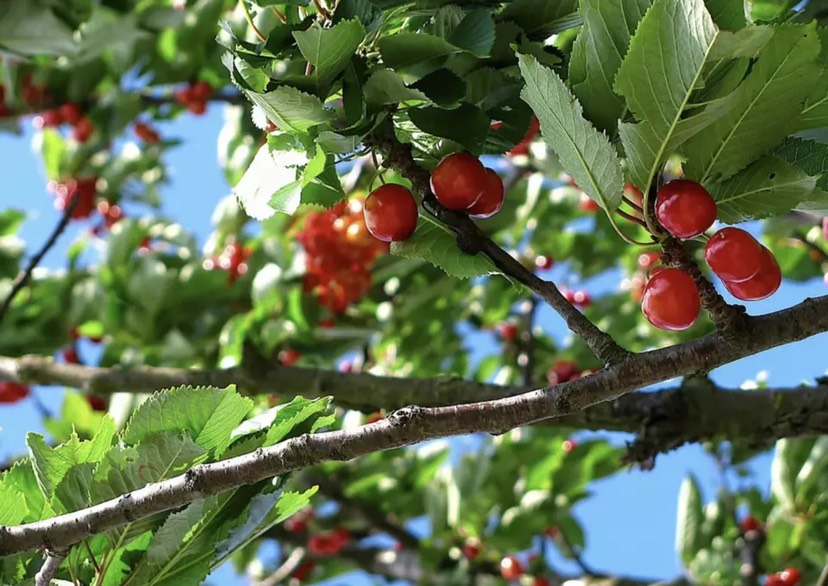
239,0,267,42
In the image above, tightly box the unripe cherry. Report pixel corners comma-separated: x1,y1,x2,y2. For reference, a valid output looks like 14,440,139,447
655,179,717,238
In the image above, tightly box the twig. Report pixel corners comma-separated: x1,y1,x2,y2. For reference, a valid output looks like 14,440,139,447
558,528,601,577
2,293,828,556
0,195,77,324
364,121,631,367
35,550,67,586
270,6,288,24
615,208,648,228
254,546,306,586
622,195,644,213
817,561,828,586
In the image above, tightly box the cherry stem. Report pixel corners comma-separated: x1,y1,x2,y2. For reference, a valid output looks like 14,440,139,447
622,195,643,213
270,6,288,23
604,211,653,246
239,0,267,42
615,208,647,228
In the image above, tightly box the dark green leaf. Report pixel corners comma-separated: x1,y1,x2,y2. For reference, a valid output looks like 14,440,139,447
409,103,489,152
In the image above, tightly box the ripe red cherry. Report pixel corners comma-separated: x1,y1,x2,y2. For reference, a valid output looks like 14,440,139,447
533,577,551,586
467,168,505,219
190,81,212,102
766,574,784,586
578,192,600,212
462,541,481,559
0,382,30,404
624,182,643,208
779,568,801,586
307,535,331,555
364,184,418,242
72,118,94,143
641,268,700,331
430,152,489,210
497,322,518,342
535,255,554,270
364,412,383,424
705,227,764,283
279,348,301,366
562,438,577,453
739,515,761,533
723,245,781,301
86,395,107,412
134,122,160,144
175,86,193,105
331,527,351,547
655,180,717,239
62,347,79,364
187,100,207,115
508,117,540,156
500,556,523,580
291,560,316,581
638,252,661,271
39,109,63,128
59,103,83,125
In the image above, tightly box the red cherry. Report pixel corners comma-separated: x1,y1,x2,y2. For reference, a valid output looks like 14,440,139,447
331,527,351,547
533,578,551,586
638,252,661,271
572,290,591,308
655,179,717,239
291,560,316,581
59,103,83,125
134,122,160,144
508,117,540,156
544,526,559,538
779,568,801,586
766,573,784,586
279,348,301,366
739,515,761,533
86,395,107,412
430,152,489,210
462,542,481,559
578,192,600,212
285,517,308,533
265,121,277,133
535,255,554,271
175,86,193,105
39,109,63,128
723,245,781,301
190,81,212,102
497,322,518,342
562,438,577,453
307,535,330,555
72,118,94,143
705,227,764,283
363,184,418,242
641,268,700,331
468,168,505,219
187,100,207,115
624,182,643,208
138,236,152,253
62,347,79,364
0,382,30,404
548,360,578,384
364,412,383,424
500,556,523,580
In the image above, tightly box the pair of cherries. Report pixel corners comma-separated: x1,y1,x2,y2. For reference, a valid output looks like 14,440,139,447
362,152,505,243
642,180,781,331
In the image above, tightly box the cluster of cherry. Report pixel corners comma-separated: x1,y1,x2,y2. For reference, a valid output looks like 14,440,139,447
640,180,782,331
203,241,252,286
297,199,388,313
33,101,94,143
174,81,213,115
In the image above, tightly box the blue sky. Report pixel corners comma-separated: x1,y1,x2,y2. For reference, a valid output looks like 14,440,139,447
2,108,827,584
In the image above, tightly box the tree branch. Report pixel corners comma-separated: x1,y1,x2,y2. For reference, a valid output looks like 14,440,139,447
34,550,66,586
363,122,630,367
1,294,828,555
0,196,77,324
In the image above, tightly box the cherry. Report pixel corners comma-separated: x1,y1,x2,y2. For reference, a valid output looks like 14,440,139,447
331,527,351,547
38,109,63,128
508,117,540,156
291,560,316,581
265,121,278,133
175,86,193,105
59,103,83,125
655,179,717,239
0,382,29,404
364,412,384,424
62,347,79,364
279,348,301,366
285,517,308,533
187,100,207,115
98,200,124,228
462,541,481,559
134,122,160,144
137,236,152,253
307,534,333,555
572,290,591,307
780,568,801,586
430,152,488,210
535,255,554,271
533,577,551,586
547,360,578,385
638,252,661,271
190,81,212,102
705,227,764,283
544,526,559,538
723,245,781,301
578,192,600,212
364,184,418,242
562,438,577,453
739,515,761,534
500,556,523,580
766,574,783,586
86,395,107,412
72,118,94,143
624,182,644,208
641,268,700,331
467,168,505,219
497,322,518,342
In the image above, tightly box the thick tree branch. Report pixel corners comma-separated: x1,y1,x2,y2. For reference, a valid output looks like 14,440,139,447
34,550,66,586
1,294,828,555
363,123,630,366
0,196,77,324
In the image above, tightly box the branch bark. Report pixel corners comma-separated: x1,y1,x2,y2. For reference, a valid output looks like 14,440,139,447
34,550,66,586
1,293,828,556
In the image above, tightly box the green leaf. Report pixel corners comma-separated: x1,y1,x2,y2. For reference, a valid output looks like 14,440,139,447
390,221,499,279
771,438,815,513
499,0,581,39
411,69,466,107
704,0,747,29
518,54,624,211
709,156,819,223
123,385,253,457
293,19,366,88
771,137,828,191
683,24,821,182
795,436,828,501
0,209,24,236
446,9,496,58
614,0,717,191
2,461,49,522
378,33,460,70
798,28,828,131
234,143,308,218
675,474,704,565
0,1,77,56
409,104,490,153
37,128,66,181
0,483,26,525
568,0,650,132
265,396,332,446
363,69,429,107
53,462,94,514
246,86,332,135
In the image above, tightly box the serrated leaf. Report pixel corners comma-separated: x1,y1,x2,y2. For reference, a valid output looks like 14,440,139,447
363,69,429,107
499,0,581,39
675,475,704,565
0,483,26,525
246,86,332,135
411,69,466,107
798,28,828,131
446,9,495,58
0,1,77,56
123,385,252,457
683,24,821,182
52,463,94,514
614,0,717,191
709,156,819,223
409,104,490,153
234,143,309,219
2,461,49,522
771,138,828,190
707,25,774,60
293,19,366,88
316,130,364,153
378,33,460,70
390,221,498,278
265,397,332,446
569,0,650,132
704,0,747,28
518,54,624,211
